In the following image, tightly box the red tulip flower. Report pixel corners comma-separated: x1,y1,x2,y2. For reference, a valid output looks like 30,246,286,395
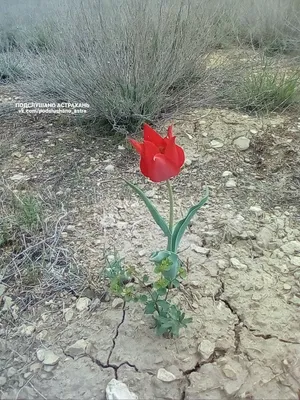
129,124,185,182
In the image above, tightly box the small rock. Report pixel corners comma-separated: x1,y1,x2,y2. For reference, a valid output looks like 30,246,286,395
210,140,224,148
198,339,215,361
106,379,137,400
138,249,146,257
36,329,48,341
157,368,176,382
64,308,74,323
20,325,35,337
185,158,192,166
234,136,250,151
29,363,41,373
66,225,76,232
225,179,236,188
105,164,114,172
0,284,7,296
24,372,32,379
281,241,300,255
250,129,258,134
65,339,87,358
112,298,124,309
222,171,233,177
222,364,237,379
256,227,273,249
42,350,59,366
0,376,7,386
191,244,210,255
249,205,263,216
118,145,125,150
43,365,56,372
144,190,155,198
76,297,91,312
7,367,17,378
10,173,26,181
1,296,13,312
12,152,22,158
290,256,300,267
283,284,291,291
36,349,45,362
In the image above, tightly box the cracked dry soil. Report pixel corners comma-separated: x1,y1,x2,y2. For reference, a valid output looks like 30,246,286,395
0,89,300,399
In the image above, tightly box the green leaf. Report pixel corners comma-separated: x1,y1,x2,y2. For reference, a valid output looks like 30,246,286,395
171,188,209,252
124,180,171,238
139,295,148,303
156,287,167,296
142,275,149,283
144,302,156,314
150,250,180,281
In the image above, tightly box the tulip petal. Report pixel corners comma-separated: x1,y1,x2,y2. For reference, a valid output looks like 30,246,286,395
140,140,160,179
167,125,173,139
164,136,185,168
129,138,143,155
143,124,165,148
147,154,181,182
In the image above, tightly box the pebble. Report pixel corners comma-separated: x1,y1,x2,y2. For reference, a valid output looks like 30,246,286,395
10,173,26,181
225,179,236,188
42,350,59,366
234,136,250,151
249,205,263,216
222,171,233,177
0,376,7,386
29,363,41,373
106,379,137,400
36,349,45,362
0,284,7,296
76,297,91,312
222,364,237,379
64,308,74,323
65,339,87,358
138,249,146,257
20,325,35,337
281,241,300,255
112,298,124,309
185,158,192,166
157,368,177,382
198,339,215,361
283,284,291,291
190,244,210,255
210,140,224,148
290,256,300,267
7,367,17,378
43,365,56,372
250,129,258,134
104,165,114,172
1,296,13,312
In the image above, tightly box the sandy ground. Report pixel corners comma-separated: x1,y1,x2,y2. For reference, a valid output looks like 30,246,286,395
0,85,300,399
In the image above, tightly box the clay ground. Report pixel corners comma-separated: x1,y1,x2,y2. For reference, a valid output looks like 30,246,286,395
0,82,300,400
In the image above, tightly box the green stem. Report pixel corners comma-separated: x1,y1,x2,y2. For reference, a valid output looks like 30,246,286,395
166,180,174,251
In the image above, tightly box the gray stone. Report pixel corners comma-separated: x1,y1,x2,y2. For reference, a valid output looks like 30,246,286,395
225,179,236,188
76,297,91,312
65,339,87,358
281,241,300,255
43,365,56,372
157,368,176,382
222,364,237,379
256,227,273,249
64,308,74,323
7,367,17,378
36,349,45,362
20,325,35,336
234,136,250,151
210,140,224,149
105,164,115,172
290,256,300,267
222,171,233,177
112,298,124,309
42,350,59,366
1,296,13,312
106,379,137,400
0,376,7,386
249,205,263,216
198,339,215,361
0,284,7,296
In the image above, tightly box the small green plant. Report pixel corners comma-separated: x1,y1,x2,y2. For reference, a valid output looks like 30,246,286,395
105,252,191,337
13,194,42,230
231,63,300,112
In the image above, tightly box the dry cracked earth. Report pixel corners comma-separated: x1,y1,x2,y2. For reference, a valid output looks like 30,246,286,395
0,86,300,399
